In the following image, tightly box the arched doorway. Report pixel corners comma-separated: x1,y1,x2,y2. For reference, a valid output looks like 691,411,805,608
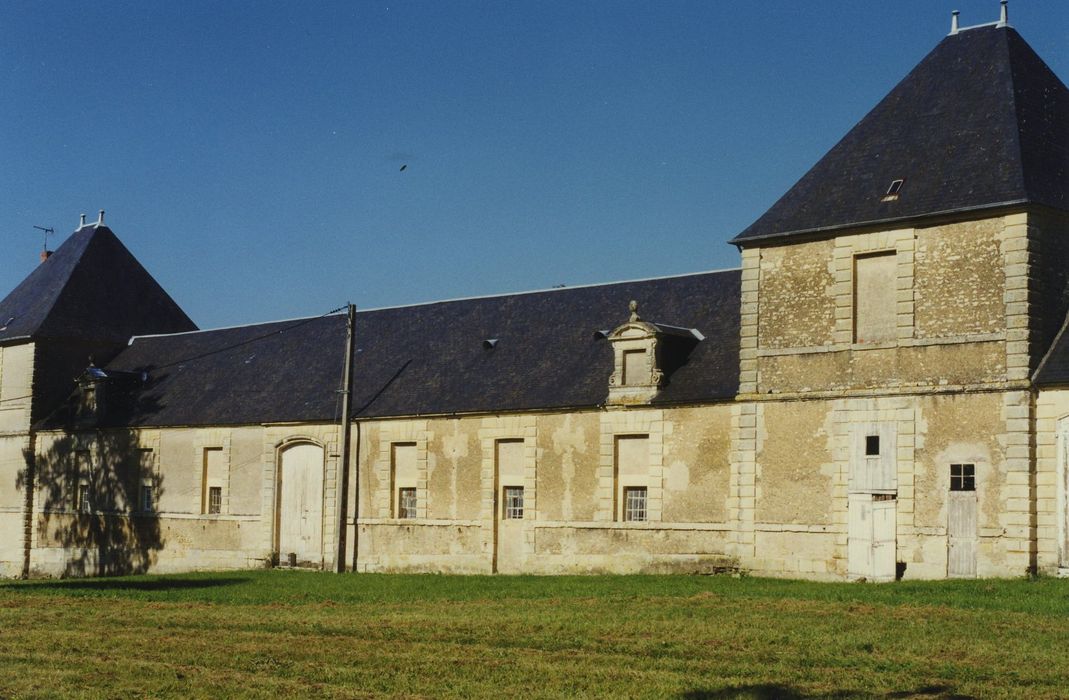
277,442,325,567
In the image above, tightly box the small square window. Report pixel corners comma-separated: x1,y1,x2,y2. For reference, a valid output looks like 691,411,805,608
865,435,880,456
398,487,417,519
207,486,222,514
623,487,648,522
950,464,975,492
76,483,91,514
503,486,524,520
140,484,154,513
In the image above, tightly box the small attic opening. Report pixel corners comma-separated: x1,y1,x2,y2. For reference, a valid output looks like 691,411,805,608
483,338,499,350
881,179,904,202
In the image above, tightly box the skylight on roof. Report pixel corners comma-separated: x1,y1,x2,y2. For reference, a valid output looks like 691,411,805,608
881,179,904,202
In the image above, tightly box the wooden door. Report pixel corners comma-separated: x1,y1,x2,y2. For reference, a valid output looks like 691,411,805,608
278,443,324,567
947,491,977,578
848,493,897,582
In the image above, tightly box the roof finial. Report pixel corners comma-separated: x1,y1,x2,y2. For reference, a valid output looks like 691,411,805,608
949,10,960,35
996,0,1008,28
79,213,86,229
629,300,640,322
96,209,105,226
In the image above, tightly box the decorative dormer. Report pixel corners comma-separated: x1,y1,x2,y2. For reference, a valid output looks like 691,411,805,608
607,301,703,406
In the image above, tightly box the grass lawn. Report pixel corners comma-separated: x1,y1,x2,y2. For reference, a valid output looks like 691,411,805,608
1,572,1068,699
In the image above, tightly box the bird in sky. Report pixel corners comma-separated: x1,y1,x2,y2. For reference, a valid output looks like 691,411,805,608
399,164,407,172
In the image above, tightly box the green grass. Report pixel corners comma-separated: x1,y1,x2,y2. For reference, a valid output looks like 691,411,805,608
1,571,1068,699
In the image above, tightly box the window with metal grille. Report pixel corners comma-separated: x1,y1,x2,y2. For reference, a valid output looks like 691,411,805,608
950,464,975,492
503,486,524,519
623,486,647,522
76,483,90,514
140,484,154,513
208,486,222,514
398,487,417,519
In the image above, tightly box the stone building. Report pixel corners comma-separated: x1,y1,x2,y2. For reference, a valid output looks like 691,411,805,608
1,16,1067,580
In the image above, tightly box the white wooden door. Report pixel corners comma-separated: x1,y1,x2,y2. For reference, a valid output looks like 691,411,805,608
947,491,977,578
278,443,324,566
848,493,897,582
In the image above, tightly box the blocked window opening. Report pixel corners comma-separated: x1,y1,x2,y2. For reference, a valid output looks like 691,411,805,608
390,442,418,518
207,486,222,514
614,435,650,522
503,486,524,520
622,349,648,386
202,447,225,515
623,487,648,522
950,464,975,492
854,251,898,345
398,487,417,519
865,435,880,456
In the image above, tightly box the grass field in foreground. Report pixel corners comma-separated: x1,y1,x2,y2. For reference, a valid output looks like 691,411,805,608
1,572,1068,699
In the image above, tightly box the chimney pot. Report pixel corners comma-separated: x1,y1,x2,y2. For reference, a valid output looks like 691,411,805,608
79,213,87,228
40,250,53,264
950,10,960,35
997,0,1008,28
97,209,105,226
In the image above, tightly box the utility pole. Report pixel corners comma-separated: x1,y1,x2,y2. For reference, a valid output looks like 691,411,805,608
335,303,356,573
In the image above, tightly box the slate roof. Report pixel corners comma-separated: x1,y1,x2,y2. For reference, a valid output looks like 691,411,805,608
0,225,196,345
733,26,1069,244
1034,318,1069,387
54,270,741,428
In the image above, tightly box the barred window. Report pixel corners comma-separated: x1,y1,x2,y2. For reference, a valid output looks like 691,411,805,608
76,483,91,514
208,486,222,514
503,486,524,520
398,487,417,519
623,486,647,522
140,484,154,513
950,464,975,492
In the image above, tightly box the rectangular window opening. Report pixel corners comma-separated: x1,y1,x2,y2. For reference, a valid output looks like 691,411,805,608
140,484,154,513
853,251,898,345
398,487,417,519
503,486,524,520
881,178,904,202
207,486,222,514
622,349,647,386
623,487,648,522
76,483,90,514
390,442,418,518
865,435,880,456
202,447,225,515
950,464,976,492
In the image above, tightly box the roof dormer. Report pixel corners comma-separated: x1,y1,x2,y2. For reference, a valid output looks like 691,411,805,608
606,301,703,406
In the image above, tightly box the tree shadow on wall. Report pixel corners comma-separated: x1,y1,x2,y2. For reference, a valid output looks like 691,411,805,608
17,427,165,577
681,683,973,699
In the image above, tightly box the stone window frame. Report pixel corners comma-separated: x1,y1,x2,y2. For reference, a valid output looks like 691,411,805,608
374,421,430,520
833,228,916,350
598,409,664,523
193,430,232,518
390,443,419,518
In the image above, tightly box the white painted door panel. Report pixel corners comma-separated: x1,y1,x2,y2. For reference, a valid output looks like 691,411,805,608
279,443,324,566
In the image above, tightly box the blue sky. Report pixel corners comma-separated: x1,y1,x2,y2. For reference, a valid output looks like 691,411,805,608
2,1,1066,329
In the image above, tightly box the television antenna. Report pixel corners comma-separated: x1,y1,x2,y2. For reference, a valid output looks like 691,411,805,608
32,225,54,252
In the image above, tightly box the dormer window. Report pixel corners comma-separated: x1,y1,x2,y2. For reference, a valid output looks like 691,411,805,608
606,301,702,406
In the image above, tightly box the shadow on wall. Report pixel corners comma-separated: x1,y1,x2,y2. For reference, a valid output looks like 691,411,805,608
17,428,165,577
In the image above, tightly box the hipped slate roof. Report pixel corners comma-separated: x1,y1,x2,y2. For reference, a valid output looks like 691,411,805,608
71,270,740,428
733,26,1069,244
0,225,196,345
